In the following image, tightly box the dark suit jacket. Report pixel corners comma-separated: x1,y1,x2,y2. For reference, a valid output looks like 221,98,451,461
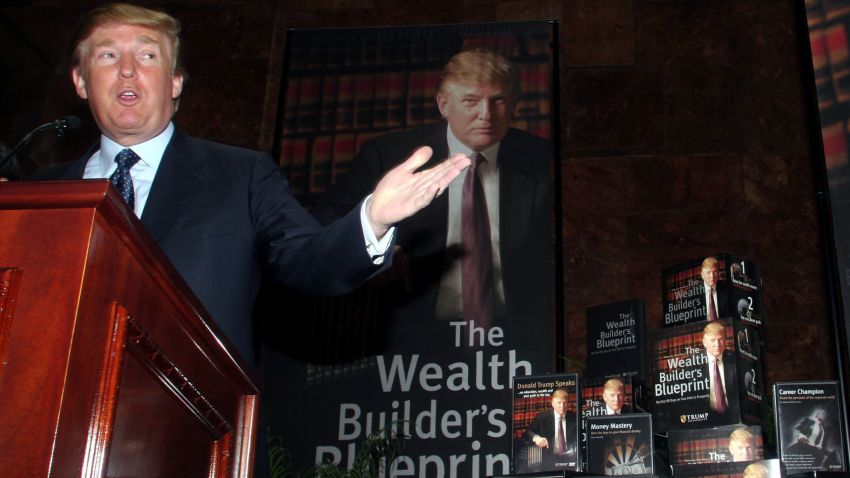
522,410,578,467
312,122,552,330
708,350,738,422
33,130,386,360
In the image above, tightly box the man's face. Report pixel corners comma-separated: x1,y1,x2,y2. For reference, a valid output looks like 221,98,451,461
436,80,514,151
729,437,755,462
551,396,568,417
701,263,719,289
603,387,625,412
72,22,183,146
703,331,725,358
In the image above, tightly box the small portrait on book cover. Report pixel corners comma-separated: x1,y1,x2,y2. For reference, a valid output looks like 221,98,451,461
702,322,738,422
728,427,759,462
520,388,578,471
784,407,844,470
602,377,632,416
701,256,725,322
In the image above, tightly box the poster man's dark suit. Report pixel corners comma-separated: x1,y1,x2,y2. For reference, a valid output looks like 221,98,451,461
705,284,728,320
34,129,386,360
708,350,738,423
522,410,578,469
312,122,551,349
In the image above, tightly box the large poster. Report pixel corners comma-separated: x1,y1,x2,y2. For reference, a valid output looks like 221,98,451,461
260,21,559,476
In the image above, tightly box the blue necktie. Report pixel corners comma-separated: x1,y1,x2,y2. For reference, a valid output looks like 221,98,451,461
110,148,140,211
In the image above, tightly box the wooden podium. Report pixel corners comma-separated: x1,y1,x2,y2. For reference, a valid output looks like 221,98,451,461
0,181,259,477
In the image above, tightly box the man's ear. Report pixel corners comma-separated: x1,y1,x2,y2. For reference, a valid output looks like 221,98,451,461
172,72,184,99
72,67,88,100
435,93,449,118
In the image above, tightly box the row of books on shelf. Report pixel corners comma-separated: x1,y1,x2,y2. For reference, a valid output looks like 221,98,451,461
280,61,552,135
510,372,845,477
278,114,552,197
286,28,551,74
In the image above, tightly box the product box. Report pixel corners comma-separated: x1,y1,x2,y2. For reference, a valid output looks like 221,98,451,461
649,318,763,431
585,299,646,382
661,253,763,328
667,425,764,465
774,380,847,475
670,458,783,477
513,374,582,474
585,413,653,477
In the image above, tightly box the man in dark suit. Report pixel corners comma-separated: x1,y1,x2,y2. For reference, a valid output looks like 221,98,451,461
29,3,469,362
701,256,727,321
312,49,551,343
523,388,578,470
703,321,737,422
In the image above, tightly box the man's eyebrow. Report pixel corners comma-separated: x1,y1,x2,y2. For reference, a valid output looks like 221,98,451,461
137,35,161,46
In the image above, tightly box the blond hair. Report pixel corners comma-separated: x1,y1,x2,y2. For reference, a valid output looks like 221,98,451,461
438,49,520,100
71,2,183,76
703,321,726,337
603,378,625,392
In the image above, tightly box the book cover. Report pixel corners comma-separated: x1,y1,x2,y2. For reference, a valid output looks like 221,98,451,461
581,376,635,420
671,458,783,477
775,381,846,474
513,374,582,474
585,413,653,477
585,299,646,382
667,425,764,465
661,253,763,328
650,318,762,431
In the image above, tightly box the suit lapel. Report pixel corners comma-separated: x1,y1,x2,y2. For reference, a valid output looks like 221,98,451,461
140,131,206,243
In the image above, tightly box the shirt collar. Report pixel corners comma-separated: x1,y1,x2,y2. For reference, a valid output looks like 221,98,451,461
446,124,500,163
98,122,174,173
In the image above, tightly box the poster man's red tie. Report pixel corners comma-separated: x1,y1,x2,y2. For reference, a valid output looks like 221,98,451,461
556,417,566,454
713,359,727,413
708,287,718,321
461,152,495,328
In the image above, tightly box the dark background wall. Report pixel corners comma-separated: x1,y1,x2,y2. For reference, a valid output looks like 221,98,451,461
0,0,839,395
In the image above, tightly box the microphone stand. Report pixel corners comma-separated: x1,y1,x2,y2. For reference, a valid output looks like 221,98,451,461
0,117,80,178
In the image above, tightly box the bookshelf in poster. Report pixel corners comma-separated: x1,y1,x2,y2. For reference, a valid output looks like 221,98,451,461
649,318,763,432
667,424,765,465
661,253,763,328
670,458,783,477
774,381,846,474
585,299,646,382
585,413,653,477
512,374,582,474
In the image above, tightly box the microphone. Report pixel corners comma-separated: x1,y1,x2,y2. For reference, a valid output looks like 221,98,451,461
0,115,82,178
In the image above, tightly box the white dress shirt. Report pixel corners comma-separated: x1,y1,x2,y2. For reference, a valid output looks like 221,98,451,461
435,125,505,320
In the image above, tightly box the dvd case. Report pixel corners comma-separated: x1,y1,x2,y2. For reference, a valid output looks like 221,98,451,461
585,299,646,382
661,253,763,328
670,458,783,477
774,381,846,475
649,318,763,431
513,374,582,473
667,425,764,465
585,413,653,477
